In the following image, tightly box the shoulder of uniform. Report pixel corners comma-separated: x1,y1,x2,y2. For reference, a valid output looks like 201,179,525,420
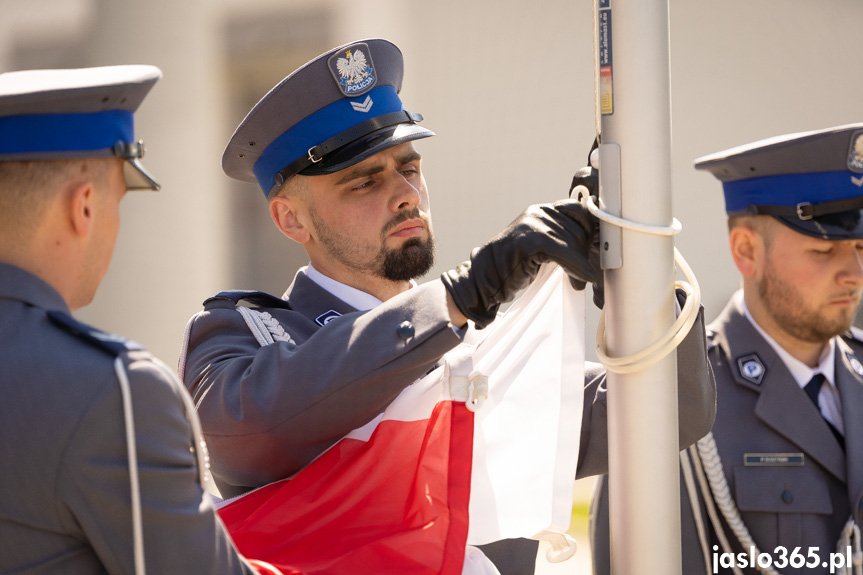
705,326,719,352
843,325,863,346
47,310,144,356
203,290,292,311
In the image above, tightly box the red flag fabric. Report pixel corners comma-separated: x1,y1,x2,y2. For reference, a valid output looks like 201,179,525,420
219,398,474,575
218,265,584,574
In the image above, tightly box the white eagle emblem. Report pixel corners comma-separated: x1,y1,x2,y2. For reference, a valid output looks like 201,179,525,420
337,49,370,86
849,131,863,173
327,43,377,95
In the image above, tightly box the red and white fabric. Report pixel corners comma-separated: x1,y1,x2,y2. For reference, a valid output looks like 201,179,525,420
219,264,584,574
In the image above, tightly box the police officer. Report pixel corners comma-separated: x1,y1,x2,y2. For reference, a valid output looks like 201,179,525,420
180,38,716,574
591,124,863,574
0,66,257,574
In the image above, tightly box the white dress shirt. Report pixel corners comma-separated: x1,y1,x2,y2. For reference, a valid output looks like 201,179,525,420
740,292,844,435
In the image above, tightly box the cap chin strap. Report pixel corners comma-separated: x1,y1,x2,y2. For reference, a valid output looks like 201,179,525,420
114,140,161,191
734,196,863,221
269,109,423,192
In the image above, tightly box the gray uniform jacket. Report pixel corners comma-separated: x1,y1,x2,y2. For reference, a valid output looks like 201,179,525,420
591,292,863,575
182,269,715,574
0,263,255,575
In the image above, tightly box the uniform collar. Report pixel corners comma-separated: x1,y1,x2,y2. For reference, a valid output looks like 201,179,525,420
304,263,417,311
739,291,836,391
0,262,69,313
714,292,848,482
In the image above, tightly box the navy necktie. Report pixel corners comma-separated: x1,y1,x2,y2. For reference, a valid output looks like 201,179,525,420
803,373,845,450
803,373,825,406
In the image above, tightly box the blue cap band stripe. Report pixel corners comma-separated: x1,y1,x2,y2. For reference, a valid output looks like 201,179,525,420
253,85,403,191
723,171,863,213
0,110,134,156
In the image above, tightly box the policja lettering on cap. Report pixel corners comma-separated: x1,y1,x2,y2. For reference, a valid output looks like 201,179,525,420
0,65,162,191
694,123,863,240
221,39,434,199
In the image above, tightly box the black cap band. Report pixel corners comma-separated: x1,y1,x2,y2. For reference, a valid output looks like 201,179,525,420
732,195,863,221
270,109,424,191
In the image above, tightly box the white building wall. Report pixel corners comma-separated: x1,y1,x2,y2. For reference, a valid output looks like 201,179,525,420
75,0,231,367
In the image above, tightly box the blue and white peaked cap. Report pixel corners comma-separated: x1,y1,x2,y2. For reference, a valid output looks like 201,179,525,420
0,65,161,191
222,39,434,199
695,123,863,240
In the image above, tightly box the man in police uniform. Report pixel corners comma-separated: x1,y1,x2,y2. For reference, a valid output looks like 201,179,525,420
180,39,716,574
0,66,257,574
591,125,863,574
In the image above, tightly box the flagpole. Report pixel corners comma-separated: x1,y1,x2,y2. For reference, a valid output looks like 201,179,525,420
594,0,682,573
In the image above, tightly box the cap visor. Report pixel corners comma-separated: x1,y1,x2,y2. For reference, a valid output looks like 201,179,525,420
300,123,434,177
776,210,863,240
124,157,160,191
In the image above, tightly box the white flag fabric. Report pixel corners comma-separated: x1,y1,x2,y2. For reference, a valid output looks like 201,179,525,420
219,264,584,574
452,263,585,544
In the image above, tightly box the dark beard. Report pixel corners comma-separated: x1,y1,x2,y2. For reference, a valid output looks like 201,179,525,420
381,235,435,281
759,260,858,342
309,202,436,282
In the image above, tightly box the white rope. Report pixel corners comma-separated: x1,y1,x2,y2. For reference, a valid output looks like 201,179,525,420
237,307,295,345
582,192,683,236
572,187,702,374
114,357,146,575
837,519,863,575
690,438,748,575
680,448,713,575
151,361,212,489
696,433,780,574
694,431,861,575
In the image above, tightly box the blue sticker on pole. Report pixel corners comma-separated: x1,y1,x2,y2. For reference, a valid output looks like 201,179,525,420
598,1,613,115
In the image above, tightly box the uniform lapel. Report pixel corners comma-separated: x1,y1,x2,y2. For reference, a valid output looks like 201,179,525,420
719,297,847,482
282,269,359,325
835,338,863,517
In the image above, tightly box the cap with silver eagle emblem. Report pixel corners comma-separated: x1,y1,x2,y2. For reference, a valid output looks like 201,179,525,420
695,123,863,239
222,38,434,199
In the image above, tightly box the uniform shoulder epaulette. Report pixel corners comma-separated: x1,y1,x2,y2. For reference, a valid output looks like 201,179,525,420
844,325,863,345
203,290,293,310
47,311,144,356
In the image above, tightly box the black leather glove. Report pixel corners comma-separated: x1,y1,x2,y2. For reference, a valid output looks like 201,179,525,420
441,199,601,329
570,155,604,310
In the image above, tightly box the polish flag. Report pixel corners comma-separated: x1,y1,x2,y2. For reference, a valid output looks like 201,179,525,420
219,265,584,574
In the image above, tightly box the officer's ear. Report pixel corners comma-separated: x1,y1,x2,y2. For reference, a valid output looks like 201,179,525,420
68,180,95,239
269,194,310,245
729,224,762,277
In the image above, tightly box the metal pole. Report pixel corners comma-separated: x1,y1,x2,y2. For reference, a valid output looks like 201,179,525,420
595,0,682,573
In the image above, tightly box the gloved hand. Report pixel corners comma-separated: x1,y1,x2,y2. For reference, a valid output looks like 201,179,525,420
570,157,605,310
441,199,602,329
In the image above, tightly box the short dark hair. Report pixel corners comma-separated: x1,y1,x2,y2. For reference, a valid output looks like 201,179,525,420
727,214,777,248
0,159,112,243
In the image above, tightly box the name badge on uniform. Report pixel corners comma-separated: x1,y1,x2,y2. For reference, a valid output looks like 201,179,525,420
744,453,804,467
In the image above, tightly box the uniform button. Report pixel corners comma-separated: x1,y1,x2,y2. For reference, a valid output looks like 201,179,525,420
781,490,793,504
397,321,415,340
